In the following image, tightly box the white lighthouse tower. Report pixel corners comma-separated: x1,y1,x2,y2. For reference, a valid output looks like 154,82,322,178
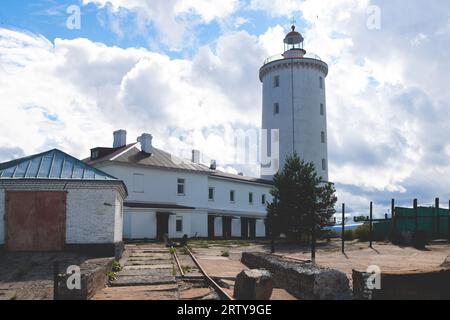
260,25,329,181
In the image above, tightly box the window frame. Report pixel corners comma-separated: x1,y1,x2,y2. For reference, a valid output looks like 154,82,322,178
133,173,144,193
208,187,215,201
261,194,266,205
230,190,235,203
177,178,186,196
322,159,327,171
274,75,280,88
320,103,324,116
176,216,183,233
274,102,280,115
249,192,254,205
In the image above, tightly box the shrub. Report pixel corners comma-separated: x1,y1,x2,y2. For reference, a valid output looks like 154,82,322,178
221,250,230,257
343,229,355,241
112,261,122,272
354,224,371,242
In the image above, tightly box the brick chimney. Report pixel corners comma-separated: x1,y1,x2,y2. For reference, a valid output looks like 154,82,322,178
113,130,127,148
137,133,153,154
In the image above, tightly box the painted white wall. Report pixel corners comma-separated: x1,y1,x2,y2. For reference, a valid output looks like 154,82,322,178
189,210,208,238
114,194,124,242
232,219,241,237
123,209,156,239
0,189,4,245
208,177,271,217
256,219,266,238
99,164,209,209
66,189,121,244
214,217,223,237
261,58,328,181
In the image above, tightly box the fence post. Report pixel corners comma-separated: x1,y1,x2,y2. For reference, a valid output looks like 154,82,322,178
311,211,316,263
53,261,60,301
448,216,450,242
435,198,440,238
391,199,396,239
369,202,373,248
414,199,418,233
342,203,345,254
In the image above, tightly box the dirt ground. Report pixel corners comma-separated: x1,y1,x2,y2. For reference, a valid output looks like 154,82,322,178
0,252,92,300
188,239,450,289
1,239,449,300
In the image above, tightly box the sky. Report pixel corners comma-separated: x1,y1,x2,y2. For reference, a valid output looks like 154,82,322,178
1,0,450,217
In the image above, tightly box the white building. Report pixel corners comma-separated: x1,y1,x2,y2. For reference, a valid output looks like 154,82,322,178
0,149,127,257
260,26,329,181
86,130,273,240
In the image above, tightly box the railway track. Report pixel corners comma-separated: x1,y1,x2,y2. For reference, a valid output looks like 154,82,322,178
171,246,234,301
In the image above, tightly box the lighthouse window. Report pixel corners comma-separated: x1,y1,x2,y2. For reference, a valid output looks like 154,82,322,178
274,76,280,88
321,131,325,143
322,159,326,171
274,103,280,115
319,77,324,89
320,104,324,115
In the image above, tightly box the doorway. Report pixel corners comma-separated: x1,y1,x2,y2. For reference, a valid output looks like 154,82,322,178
156,212,169,242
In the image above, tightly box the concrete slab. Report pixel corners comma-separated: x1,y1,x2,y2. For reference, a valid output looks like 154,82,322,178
92,285,178,300
111,276,176,287
180,288,212,300
123,264,173,271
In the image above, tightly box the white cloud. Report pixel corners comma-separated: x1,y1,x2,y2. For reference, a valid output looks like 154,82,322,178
83,0,241,49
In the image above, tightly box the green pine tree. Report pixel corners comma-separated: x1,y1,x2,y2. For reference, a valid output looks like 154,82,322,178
267,153,337,242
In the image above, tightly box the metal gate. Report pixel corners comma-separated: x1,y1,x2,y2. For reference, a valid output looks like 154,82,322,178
6,191,67,251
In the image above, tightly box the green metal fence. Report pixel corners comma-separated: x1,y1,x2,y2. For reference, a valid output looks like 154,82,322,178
373,206,450,240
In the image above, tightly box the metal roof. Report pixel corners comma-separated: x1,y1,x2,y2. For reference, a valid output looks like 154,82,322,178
86,144,273,186
0,149,119,181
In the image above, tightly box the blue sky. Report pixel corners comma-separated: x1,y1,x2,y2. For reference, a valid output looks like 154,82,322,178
1,0,450,216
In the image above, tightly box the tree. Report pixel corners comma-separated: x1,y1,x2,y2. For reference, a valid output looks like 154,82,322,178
267,153,337,243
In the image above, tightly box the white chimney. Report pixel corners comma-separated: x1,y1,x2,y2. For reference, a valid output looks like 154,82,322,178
192,150,200,164
113,130,127,148
210,160,217,170
137,133,153,154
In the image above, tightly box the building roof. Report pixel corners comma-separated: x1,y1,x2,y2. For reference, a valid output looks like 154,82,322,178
124,201,195,210
86,144,273,186
0,149,119,181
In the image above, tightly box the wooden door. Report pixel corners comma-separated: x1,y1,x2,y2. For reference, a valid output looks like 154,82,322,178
6,191,66,251
222,217,232,240
208,215,215,240
241,218,249,239
249,218,256,240
156,213,169,242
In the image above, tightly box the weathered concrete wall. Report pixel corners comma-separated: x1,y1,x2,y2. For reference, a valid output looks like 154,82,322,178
56,258,114,300
66,189,118,244
0,189,4,245
353,268,450,300
242,252,351,300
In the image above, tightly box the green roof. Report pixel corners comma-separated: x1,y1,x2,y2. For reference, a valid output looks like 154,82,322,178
0,149,118,181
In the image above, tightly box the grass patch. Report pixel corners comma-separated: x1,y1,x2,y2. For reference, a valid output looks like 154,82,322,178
221,250,230,257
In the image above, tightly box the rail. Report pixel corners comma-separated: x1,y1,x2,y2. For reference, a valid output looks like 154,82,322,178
184,246,234,301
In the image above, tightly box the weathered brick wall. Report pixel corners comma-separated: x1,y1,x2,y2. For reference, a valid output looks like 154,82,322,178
66,189,118,244
0,189,4,245
242,252,351,300
353,268,450,300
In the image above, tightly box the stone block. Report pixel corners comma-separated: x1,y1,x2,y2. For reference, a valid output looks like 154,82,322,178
233,269,273,300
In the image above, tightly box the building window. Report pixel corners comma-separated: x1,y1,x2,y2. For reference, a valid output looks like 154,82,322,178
321,131,326,143
274,76,280,88
133,173,144,193
320,77,324,89
249,192,253,204
177,178,185,195
176,217,183,233
208,187,215,201
322,159,327,171
274,103,280,115
320,104,324,116
261,194,266,205
230,190,235,203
